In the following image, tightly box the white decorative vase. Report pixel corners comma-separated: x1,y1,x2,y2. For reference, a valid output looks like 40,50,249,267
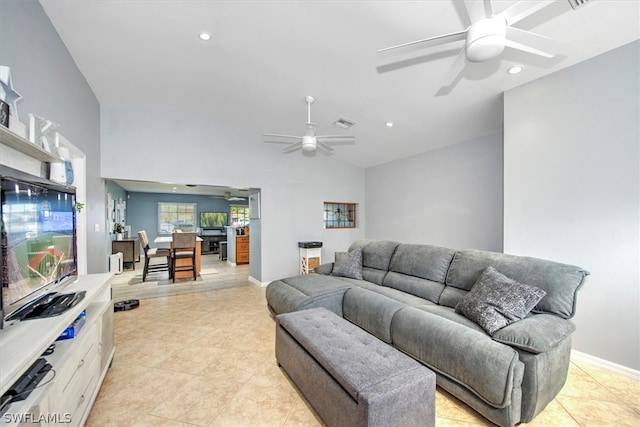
116,233,123,240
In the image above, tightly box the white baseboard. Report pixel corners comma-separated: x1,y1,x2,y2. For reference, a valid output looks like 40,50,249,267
248,275,268,287
571,350,640,381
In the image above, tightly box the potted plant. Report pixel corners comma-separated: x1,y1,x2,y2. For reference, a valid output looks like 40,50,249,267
113,222,125,240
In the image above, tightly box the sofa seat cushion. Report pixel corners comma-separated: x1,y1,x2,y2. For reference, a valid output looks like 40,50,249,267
343,287,407,343
265,274,352,315
415,305,575,354
413,305,486,334
392,306,523,409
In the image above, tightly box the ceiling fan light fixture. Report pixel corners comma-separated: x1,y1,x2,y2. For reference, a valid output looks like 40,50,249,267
302,135,316,152
466,17,507,62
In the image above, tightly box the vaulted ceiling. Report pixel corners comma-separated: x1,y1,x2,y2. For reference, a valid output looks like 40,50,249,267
41,0,639,169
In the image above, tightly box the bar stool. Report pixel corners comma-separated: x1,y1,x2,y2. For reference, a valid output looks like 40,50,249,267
137,230,171,282
171,232,197,282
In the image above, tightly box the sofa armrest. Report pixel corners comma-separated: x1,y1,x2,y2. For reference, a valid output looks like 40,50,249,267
314,262,334,275
492,314,575,353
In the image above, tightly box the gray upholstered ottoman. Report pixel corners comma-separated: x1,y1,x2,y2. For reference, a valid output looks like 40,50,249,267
276,307,435,427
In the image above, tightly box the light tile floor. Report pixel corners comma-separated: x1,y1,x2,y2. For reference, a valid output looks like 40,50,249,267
87,256,640,426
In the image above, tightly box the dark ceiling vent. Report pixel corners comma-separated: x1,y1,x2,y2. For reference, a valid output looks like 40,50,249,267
333,117,356,129
567,0,592,9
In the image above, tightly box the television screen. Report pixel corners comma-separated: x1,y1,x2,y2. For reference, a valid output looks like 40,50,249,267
1,168,77,325
199,212,228,228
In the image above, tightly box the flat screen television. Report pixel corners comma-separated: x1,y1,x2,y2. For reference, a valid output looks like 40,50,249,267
0,165,79,328
199,211,228,229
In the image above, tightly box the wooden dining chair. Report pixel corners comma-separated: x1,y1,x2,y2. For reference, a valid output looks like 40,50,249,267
137,230,171,281
171,232,197,282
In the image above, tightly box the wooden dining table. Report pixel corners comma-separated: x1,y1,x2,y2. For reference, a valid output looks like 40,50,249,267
154,235,203,280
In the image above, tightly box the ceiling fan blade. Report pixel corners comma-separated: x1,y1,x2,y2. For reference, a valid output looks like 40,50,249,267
316,142,335,155
498,0,557,26
464,0,492,22
317,136,355,146
282,142,303,153
378,30,466,54
316,135,355,140
264,140,301,145
263,133,303,140
435,48,467,96
505,27,556,58
316,141,335,151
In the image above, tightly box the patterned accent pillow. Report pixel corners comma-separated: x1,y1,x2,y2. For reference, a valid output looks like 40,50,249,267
455,266,546,335
332,247,363,280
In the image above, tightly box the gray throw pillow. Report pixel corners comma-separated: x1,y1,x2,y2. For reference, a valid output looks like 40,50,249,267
455,266,546,335
332,247,363,280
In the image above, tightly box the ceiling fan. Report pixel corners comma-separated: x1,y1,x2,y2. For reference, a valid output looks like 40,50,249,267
263,96,355,155
378,0,561,91
210,191,246,202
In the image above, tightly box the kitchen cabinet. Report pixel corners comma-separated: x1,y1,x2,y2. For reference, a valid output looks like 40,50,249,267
236,235,249,265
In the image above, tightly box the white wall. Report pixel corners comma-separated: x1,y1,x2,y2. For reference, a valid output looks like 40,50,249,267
365,133,503,251
1,0,105,274
504,41,639,370
100,105,365,282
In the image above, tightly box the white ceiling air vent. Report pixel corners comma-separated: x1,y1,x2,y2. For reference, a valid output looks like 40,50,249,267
567,0,592,10
333,117,357,129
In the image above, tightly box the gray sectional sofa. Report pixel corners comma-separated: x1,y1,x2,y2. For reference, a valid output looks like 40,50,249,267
266,240,589,427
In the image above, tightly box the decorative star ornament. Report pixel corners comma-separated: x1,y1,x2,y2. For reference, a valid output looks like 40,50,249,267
0,66,22,121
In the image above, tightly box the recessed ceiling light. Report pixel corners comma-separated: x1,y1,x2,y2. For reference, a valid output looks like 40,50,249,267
199,32,212,41
386,122,394,128
507,65,523,75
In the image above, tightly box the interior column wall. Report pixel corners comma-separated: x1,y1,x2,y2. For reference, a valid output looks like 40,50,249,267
504,41,639,370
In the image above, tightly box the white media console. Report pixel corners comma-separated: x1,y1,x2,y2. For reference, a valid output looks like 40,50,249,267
0,273,114,426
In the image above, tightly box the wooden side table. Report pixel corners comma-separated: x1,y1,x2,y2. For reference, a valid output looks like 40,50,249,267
112,238,140,270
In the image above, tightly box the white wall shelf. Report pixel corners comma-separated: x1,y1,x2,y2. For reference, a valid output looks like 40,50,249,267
0,125,61,163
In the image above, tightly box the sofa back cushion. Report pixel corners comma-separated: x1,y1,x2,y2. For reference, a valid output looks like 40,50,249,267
348,240,399,285
443,249,589,319
382,244,456,303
